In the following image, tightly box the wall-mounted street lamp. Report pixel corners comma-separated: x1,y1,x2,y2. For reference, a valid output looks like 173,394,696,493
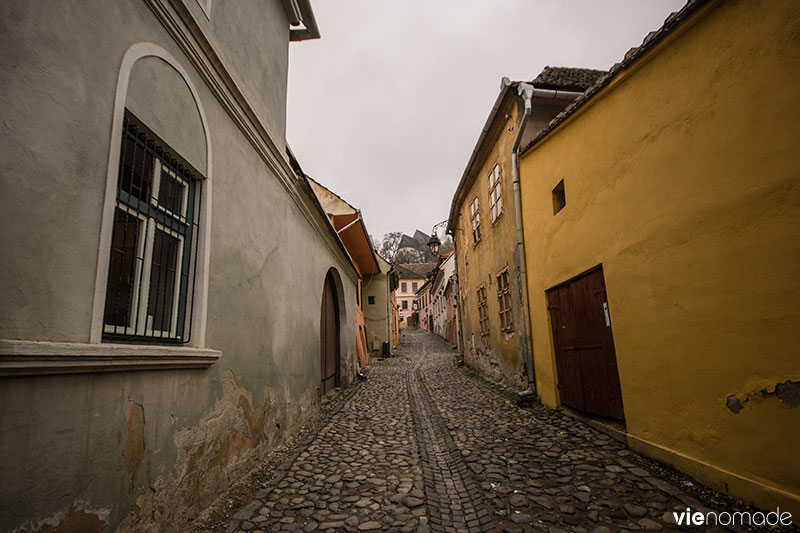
427,233,441,256
427,219,448,257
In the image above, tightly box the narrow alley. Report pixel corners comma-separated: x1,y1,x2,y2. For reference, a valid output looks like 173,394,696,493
3,2,798,531
206,329,767,533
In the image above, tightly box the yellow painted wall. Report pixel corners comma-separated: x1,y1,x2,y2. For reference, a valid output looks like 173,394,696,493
519,0,800,515
454,96,528,388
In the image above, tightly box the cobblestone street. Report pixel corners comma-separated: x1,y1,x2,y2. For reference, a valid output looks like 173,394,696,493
215,329,775,533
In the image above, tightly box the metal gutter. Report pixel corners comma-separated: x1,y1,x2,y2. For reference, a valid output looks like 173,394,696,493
336,217,360,235
289,0,320,41
357,209,382,273
449,225,465,359
446,81,582,235
518,0,711,156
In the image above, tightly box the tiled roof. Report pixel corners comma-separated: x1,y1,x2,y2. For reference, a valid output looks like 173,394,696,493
396,262,438,279
520,0,709,156
531,66,607,92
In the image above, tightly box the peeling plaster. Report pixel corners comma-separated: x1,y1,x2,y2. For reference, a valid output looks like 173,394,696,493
725,380,800,413
30,502,109,533
116,371,319,532
726,395,744,414
774,380,800,408
124,400,145,486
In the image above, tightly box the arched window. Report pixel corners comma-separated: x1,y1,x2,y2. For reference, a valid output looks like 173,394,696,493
102,111,203,343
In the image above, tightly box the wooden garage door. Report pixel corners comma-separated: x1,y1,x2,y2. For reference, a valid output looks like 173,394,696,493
546,267,624,421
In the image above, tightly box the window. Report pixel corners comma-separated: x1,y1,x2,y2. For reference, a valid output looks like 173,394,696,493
488,164,503,223
401,282,407,293
497,268,513,332
552,179,566,214
402,300,408,310
103,112,201,343
368,296,375,305
412,282,418,292
469,197,481,244
477,285,489,336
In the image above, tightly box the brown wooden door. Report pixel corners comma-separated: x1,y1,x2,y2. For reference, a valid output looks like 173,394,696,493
320,273,340,394
546,267,624,421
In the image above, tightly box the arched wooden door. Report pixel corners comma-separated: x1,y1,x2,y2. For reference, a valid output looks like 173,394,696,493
320,272,340,394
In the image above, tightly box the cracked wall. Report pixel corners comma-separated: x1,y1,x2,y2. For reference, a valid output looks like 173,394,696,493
726,380,800,413
0,2,358,531
30,503,109,533
116,372,320,532
519,0,800,517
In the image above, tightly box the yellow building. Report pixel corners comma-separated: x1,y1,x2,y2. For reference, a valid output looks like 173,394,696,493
447,67,604,390
518,0,800,515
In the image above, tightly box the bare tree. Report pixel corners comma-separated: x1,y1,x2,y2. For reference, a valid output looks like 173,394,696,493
440,234,454,253
376,231,402,262
394,247,424,264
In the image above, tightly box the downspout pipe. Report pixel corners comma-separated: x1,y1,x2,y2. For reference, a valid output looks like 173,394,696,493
513,82,537,401
448,227,465,363
511,84,582,402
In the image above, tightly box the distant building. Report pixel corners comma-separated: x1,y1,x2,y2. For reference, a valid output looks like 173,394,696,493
362,256,399,356
431,251,456,344
415,278,433,332
395,262,437,327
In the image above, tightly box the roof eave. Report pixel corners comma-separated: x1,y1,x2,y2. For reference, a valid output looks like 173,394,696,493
357,211,381,274
288,0,320,41
519,0,712,157
285,146,359,279
447,79,516,235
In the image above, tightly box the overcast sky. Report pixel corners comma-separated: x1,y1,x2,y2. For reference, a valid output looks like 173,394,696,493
286,0,685,243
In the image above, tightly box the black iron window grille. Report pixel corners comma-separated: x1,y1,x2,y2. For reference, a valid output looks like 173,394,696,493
102,111,202,344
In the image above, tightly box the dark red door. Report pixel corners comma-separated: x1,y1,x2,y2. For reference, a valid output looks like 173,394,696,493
320,273,340,394
546,267,624,421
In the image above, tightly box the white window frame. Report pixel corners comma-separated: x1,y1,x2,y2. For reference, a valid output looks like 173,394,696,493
488,163,503,224
470,197,481,245
103,159,190,340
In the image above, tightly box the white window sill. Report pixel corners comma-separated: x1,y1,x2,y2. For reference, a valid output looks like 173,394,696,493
0,339,220,376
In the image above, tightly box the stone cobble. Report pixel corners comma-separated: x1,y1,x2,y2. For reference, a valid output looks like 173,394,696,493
413,329,739,533
222,350,426,533
407,342,494,532
215,328,789,533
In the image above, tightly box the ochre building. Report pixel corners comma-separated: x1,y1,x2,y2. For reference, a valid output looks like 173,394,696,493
518,0,800,516
448,67,604,389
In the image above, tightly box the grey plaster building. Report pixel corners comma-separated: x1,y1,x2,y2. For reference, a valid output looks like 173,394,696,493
0,1,359,531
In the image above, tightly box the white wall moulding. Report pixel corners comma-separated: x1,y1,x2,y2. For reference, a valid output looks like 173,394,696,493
0,340,220,376
147,0,355,277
